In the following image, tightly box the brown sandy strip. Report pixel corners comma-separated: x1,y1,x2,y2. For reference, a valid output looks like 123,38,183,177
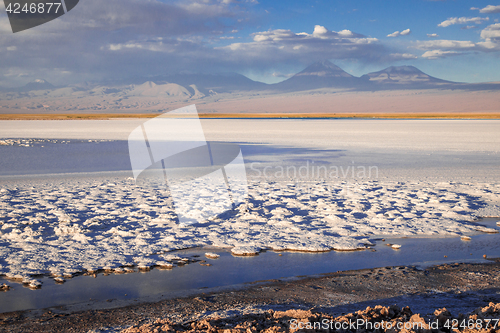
0,113,500,120
1,260,500,332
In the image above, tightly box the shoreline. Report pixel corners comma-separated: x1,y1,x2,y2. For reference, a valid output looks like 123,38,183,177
0,217,498,315
0,220,499,311
1,259,500,332
0,112,500,120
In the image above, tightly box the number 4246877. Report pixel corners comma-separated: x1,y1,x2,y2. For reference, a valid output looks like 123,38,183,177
5,2,62,14
444,319,499,330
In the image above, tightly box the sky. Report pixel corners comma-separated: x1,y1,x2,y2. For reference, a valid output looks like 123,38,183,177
1,0,500,87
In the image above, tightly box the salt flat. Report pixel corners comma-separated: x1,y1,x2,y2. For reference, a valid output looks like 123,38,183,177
0,119,499,152
0,119,499,285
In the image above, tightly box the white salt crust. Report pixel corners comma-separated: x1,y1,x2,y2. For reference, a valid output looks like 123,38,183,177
0,178,499,284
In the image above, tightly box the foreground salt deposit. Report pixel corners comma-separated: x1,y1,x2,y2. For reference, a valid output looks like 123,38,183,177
0,177,499,284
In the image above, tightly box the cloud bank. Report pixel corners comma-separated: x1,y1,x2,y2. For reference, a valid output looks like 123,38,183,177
471,5,500,14
1,0,500,86
438,17,489,27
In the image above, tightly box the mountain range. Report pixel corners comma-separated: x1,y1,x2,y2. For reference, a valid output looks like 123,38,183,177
10,79,55,93
5,61,500,96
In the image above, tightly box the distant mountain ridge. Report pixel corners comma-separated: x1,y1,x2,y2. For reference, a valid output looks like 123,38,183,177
5,79,56,93
5,61,500,94
272,60,359,91
360,65,454,88
273,61,500,92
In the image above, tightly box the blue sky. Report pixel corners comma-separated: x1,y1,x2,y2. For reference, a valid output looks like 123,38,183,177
1,0,500,87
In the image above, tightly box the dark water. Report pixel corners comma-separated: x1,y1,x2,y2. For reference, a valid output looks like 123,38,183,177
1,139,499,179
0,218,498,314
0,140,131,176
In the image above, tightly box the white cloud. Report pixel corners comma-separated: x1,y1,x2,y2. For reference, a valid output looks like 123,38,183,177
414,39,476,49
272,72,294,78
427,33,439,37
253,29,297,42
387,29,411,37
313,25,328,36
107,41,169,52
0,0,261,86
250,26,374,45
108,44,123,51
390,53,418,59
438,17,489,27
413,23,500,57
479,5,500,14
478,23,500,49
421,50,461,59
218,25,386,66
480,23,500,39
6,46,17,51
477,39,499,49
400,29,411,36
338,29,354,37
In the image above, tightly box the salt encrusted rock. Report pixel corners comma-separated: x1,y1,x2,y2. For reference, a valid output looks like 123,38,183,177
205,252,220,259
475,226,499,234
113,267,125,274
29,279,42,289
465,302,500,320
496,221,500,226
391,244,401,249
434,308,452,326
137,264,151,271
231,246,260,256
332,243,366,251
23,279,41,289
156,261,173,269
461,236,471,241
162,254,183,261
6,273,25,281
54,277,65,284
0,283,10,291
